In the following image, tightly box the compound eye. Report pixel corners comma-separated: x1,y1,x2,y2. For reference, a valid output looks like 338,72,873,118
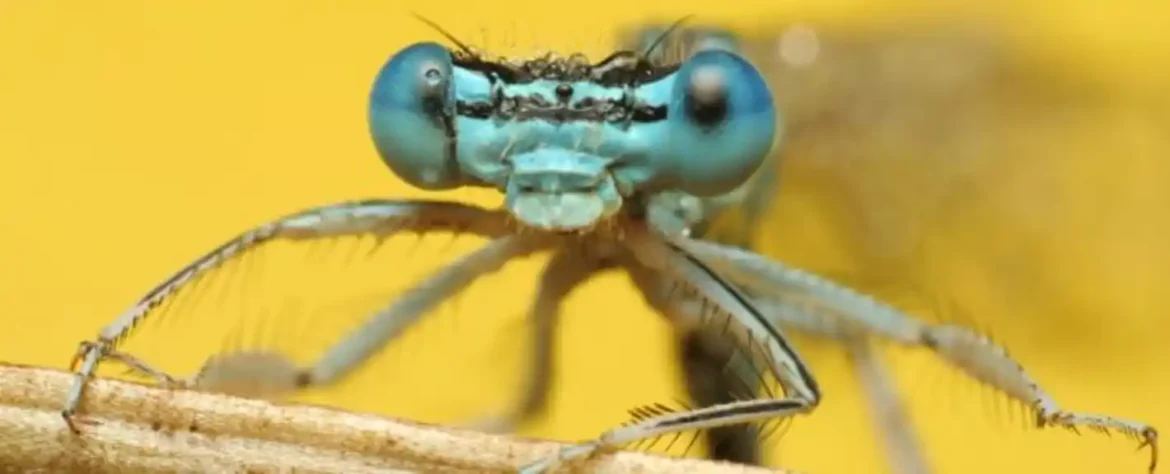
368,42,463,190
666,50,777,197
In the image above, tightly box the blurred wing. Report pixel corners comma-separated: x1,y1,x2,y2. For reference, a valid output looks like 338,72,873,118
625,19,1170,337
739,20,1170,338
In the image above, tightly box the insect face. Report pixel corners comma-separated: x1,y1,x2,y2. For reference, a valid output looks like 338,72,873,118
368,42,777,232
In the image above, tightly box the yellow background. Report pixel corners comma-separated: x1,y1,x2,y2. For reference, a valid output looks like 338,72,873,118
1,1,1167,474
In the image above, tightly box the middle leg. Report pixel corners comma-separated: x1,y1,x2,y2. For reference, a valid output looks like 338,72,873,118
464,247,604,433
676,236,1159,472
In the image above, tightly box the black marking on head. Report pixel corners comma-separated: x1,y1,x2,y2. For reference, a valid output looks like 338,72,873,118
449,52,677,124
418,85,459,161
455,94,666,124
452,49,679,86
440,41,684,125
554,83,573,101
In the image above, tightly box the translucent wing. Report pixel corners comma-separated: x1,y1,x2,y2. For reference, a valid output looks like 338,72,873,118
736,21,1168,335
625,17,1170,338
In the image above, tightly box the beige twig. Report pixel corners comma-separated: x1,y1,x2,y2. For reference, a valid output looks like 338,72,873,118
0,363,789,473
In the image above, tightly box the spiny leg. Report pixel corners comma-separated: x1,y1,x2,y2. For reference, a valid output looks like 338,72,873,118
191,234,547,399
463,247,604,433
677,332,764,464
517,226,820,474
78,342,184,388
69,343,298,400
63,200,511,431
637,162,781,464
641,158,928,470
658,242,928,469
676,236,1159,472
745,293,933,472
679,174,780,464
626,258,764,465
924,324,1158,472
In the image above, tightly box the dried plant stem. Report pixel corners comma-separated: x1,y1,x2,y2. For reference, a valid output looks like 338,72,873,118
0,363,788,474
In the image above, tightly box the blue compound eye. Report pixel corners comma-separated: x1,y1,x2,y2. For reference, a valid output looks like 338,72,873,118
368,42,463,190
665,50,777,197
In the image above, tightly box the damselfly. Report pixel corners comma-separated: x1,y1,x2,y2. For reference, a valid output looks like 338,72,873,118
60,17,1158,474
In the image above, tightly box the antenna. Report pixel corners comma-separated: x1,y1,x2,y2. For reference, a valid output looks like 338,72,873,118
640,15,695,61
410,13,477,57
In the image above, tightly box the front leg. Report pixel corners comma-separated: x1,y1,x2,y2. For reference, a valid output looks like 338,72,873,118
63,199,511,431
518,226,820,474
676,331,766,464
625,256,765,466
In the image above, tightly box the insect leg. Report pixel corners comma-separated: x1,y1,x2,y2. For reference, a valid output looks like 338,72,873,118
677,237,1159,472
625,259,764,465
83,343,296,402
678,332,764,463
79,342,183,388
237,234,547,396
463,248,603,433
846,334,932,474
747,293,934,472
63,200,510,431
517,227,820,474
